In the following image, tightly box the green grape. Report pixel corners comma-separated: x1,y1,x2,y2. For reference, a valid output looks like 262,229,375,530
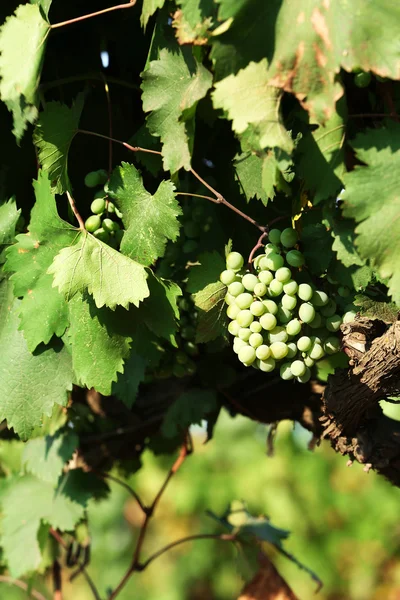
283,280,298,296
268,229,282,245
85,214,102,232
93,227,109,242
254,282,267,297
236,310,254,328
249,332,263,348
338,286,351,298
85,170,106,188
228,281,245,297
257,357,276,372
343,310,357,323
183,239,198,254
233,337,248,354
236,292,253,310
93,189,106,200
250,321,263,333
238,327,252,341
324,337,341,354
286,319,301,336
297,283,313,301
115,208,123,219
304,356,315,367
250,301,266,317
310,335,322,345
176,351,189,365
238,345,256,366
265,243,281,255
227,304,241,320
220,269,237,285
184,341,199,357
312,290,329,307
280,228,298,248
103,218,120,233
270,341,288,360
286,342,297,359
228,320,241,336
298,302,316,323
277,306,292,323
185,360,197,376
184,221,200,238
320,299,337,317
309,342,325,360
268,326,288,343
297,336,312,352
354,71,371,88
107,201,116,213
297,367,311,383
262,299,278,315
242,273,259,291
286,250,305,268
181,325,196,340
256,345,270,360
308,313,322,329
268,279,283,296
275,267,291,282
179,297,192,311
264,253,285,271
326,314,342,332
260,313,277,331
173,363,187,378
258,270,274,285
280,362,294,380
281,294,297,311
226,251,244,270
225,293,236,306
253,254,265,269
290,360,306,377
91,197,106,215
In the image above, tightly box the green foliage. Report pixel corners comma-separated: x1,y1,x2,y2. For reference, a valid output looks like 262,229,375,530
22,431,78,485
162,389,218,437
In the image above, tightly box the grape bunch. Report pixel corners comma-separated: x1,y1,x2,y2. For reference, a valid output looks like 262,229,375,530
83,170,124,249
221,228,344,383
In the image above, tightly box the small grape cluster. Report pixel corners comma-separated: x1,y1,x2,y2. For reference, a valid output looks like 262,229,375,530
84,169,124,249
221,228,344,383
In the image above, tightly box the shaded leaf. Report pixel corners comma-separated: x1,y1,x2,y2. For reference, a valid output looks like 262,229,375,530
301,223,334,275
162,389,218,437
193,281,227,343
140,274,181,344
141,0,166,29
186,251,226,293
0,198,20,263
22,431,78,485
234,153,270,205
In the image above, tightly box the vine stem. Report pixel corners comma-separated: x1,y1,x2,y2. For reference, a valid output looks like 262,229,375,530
94,471,146,513
66,192,85,230
40,74,139,92
0,576,48,600
248,231,268,268
50,1,136,29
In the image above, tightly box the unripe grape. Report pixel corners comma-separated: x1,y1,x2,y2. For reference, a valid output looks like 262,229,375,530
254,282,267,297
226,251,244,270
107,201,116,213
304,356,315,367
183,239,198,254
91,197,106,215
290,360,306,377
228,281,245,297
260,313,277,331
227,304,241,320
310,335,322,345
184,221,200,238
343,310,357,323
299,302,316,323
103,218,120,233
286,319,301,336
93,189,106,200
238,327,252,341
268,229,282,245
297,336,312,352
258,270,273,285
270,341,289,360
298,283,313,301
173,363,187,378
338,286,350,298
280,363,294,380
275,267,292,282
262,300,278,315
249,333,263,348
236,293,253,310
286,342,297,358
324,337,341,354
309,343,325,360
236,310,253,328
250,321,263,333
242,273,259,291
253,254,265,269
185,360,197,376
297,367,311,383
277,306,292,323
264,243,280,254
308,313,322,329
184,341,199,357
85,170,107,188
256,345,270,360
181,325,195,340
264,253,285,271
268,279,283,296
115,208,123,219
320,299,337,317
220,269,237,285
312,290,329,307
326,314,342,332
176,351,189,365
85,215,102,232
238,345,256,366
286,250,305,268
354,71,371,88
257,357,276,372
93,227,109,242
233,337,248,354
280,228,298,248
268,326,288,343
283,280,298,295
282,294,297,311
225,293,236,306
250,301,266,317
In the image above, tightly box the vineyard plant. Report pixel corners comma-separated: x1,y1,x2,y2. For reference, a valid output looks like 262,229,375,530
1,0,400,598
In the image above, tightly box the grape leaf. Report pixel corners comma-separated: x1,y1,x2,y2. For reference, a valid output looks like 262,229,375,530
162,389,218,438
173,0,216,45
22,431,78,486
141,47,213,172
216,0,248,19
193,281,227,343
112,350,148,409
67,294,132,395
301,223,334,275
0,198,20,263
48,232,149,310
234,153,269,205
186,251,226,294
106,162,181,265
0,4,50,140
0,279,73,441
141,0,166,29
4,173,75,351
30,0,53,19
33,94,84,194
342,126,400,305
212,60,293,154
129,125,163,176
140,274,181,344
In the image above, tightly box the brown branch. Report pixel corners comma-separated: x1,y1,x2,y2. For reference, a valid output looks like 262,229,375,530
51,2,136,29
66,192,85,230
176,192,219,203
95,471,146,514
53,560,62,600
248,231,268,268
40,74,139,92
0,576,48,600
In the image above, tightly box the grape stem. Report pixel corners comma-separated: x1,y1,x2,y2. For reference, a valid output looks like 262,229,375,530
50,2,136,29
93,471,146,513
66,192,85,230
248,231,268,269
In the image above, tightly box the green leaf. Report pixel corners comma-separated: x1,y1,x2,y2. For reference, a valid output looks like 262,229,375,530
186,251,226,294
4,173,75,351
301,223,334,275
106,163,181,266
30,0,53,19
162,389,218,438
48,232,149,310
33,95,84,194
129,125,163,177
0,198,20,262
0,4,50,140
173,1,216,45
234,153,269,205
193,281,227,343
315,352,349,383
139,274,181,344
141,0,166,29
112,350,148,409
22,431,78,486
0,279,73,441
342,126,400,305
212,59,293,154
67,294,131,395
141,47,213,172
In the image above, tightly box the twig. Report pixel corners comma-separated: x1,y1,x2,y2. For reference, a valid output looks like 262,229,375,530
66,192,85,230
51,1,136,29
0,576,48,600
176,192,219,203
95,471,146,513
53,560,62,600
40,74,139,92
100,75,113,176
248,231,268,268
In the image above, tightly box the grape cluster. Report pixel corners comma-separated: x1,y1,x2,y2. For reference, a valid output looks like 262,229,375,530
221,228,344,383
84,170,124,249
